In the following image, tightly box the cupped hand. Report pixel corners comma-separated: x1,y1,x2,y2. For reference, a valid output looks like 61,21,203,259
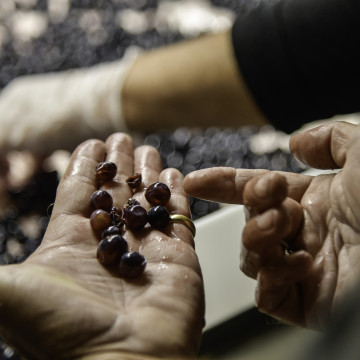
0,133,204,360
184,121,360,330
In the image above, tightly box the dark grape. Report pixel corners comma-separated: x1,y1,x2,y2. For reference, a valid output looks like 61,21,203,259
147,205,170,229
126,173,142,189
145,182,171,206
90,190,113,212
90,209,111,232
95,162,117,183
118,252,147,278
122,205,147,230
102,225,122,239
97,235,128,266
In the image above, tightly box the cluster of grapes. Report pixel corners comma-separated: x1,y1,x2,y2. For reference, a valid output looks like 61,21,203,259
90,161,174,278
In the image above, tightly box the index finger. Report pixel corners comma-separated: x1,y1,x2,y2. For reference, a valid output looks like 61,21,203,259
183,167,313,204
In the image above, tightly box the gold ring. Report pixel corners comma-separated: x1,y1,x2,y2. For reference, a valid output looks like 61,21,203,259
169,214,196,237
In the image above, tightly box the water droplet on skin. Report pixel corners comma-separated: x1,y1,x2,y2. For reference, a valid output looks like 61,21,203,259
157,262,169,270
154,236,166,243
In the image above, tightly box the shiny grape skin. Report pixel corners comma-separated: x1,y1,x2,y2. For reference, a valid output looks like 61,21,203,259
118,252,147,278
147,205,170,229
122,204,148,230
145,182,171,206
90,209,111,232
97,235,128,266
90,190,113,212
102,225,122,239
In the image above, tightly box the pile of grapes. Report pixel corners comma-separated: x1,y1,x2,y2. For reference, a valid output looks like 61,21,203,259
91,162,184,278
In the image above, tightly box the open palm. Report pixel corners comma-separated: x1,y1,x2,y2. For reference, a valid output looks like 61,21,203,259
184,121,360,330
0,133,204,360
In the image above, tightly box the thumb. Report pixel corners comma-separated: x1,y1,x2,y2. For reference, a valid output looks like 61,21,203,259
289,121,358,169
0,264,43,357
0,264,116,360
0,265,67,335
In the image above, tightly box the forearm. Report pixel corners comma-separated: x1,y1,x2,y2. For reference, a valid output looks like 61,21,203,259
121,30,267,131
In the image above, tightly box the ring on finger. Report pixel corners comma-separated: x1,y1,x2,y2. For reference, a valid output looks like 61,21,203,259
169,214,196,237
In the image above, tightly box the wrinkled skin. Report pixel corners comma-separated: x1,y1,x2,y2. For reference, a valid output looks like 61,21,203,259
0,133,204,360
184,121,360,330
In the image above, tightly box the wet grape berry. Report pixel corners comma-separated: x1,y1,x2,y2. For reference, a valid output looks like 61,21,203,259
147,205,170,229
95,162,117,184
145,182,171,206
122,205,148,230
89,175,174,280
126,173,142,189
97,235,128,266
102,225,122,239
118,251,147,278
90,209,111,232
90,190,113,212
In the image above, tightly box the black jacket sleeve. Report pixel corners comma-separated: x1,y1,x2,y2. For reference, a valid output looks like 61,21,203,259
231,0,360,133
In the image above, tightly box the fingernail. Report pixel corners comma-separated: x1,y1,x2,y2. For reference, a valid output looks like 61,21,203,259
256,209,276,230
254,176,269,198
